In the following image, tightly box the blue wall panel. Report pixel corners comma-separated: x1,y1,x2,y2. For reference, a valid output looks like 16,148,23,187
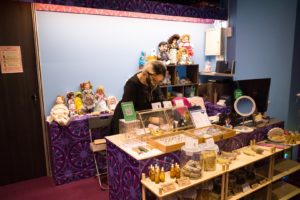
233,0,297,122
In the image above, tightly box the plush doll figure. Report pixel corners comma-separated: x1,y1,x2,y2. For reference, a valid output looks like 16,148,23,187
107,96,118,112
157,41,170,65
139,51,147,68
74,91,84,115
94,86,110,113
177,48,193,65
47,95,70,126
66,92,76,117
167,34,180,64
80,81,95,113
179,34,194,57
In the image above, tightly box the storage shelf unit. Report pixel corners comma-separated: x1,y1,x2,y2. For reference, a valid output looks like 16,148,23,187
272,181,300,200
160,64,199,99
141,142,300,200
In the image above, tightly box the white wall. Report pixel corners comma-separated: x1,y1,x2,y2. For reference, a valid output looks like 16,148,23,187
36,11,213,115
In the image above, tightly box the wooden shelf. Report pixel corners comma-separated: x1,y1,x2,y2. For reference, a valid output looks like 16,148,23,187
272,159,300,182
141,143,300,200
228,180,271,200
141,167,225,198
272,181,300,200
200,72,234,77
160,83,198,88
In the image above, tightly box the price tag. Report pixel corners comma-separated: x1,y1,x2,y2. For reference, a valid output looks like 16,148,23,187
205,137,215,145
151,102,162,110
160,182,176,193
174,99,184,107
242,183,251,192
176,177,191,187
163,101,173,108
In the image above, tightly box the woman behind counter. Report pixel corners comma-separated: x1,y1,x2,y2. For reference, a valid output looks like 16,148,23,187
110,60,167,134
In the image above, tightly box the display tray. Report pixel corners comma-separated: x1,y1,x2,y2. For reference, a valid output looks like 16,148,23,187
147,132,198,153
185,124,236,143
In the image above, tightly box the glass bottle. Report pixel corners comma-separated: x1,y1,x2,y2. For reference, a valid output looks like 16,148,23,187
160,167,165,182
155,167,160,184
170,163,175,178
175,163,181,179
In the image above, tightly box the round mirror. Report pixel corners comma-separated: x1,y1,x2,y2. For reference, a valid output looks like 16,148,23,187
234,95,256,133
234,96,256,117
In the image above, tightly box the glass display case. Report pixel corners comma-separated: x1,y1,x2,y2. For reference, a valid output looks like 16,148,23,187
185,124,236,143
137,106,194,137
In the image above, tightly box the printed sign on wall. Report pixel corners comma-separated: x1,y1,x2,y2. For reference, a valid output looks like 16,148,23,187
0,46,23,74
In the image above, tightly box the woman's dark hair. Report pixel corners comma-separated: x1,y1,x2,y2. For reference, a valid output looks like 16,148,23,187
151,60,166,78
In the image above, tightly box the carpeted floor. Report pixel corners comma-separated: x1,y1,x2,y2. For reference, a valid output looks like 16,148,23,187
0,176,109,200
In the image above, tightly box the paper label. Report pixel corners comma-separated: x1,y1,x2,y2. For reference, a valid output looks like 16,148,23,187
161,182,176,193
151,102,162,110
174,99,184,107
242,183,251,192
205,137,215,145
176,177,191,187
162,101,173,108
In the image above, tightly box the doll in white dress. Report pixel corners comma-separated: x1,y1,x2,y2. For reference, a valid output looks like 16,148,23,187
94,86,110,113
47,95,70,126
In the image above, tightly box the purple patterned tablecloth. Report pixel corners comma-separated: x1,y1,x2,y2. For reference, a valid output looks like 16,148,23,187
48,115,111,185
107,119,284,200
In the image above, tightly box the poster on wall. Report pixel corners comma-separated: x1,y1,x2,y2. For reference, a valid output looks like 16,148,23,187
0,46,23,74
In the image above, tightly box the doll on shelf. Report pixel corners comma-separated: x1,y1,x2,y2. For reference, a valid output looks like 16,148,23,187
163,70,171,85
47,95,70,126
157,41,170,65
66,92,76,117
167,34,180,65
177,48,193,65
179,34,194,58
139,51,147,69
80,81,95,113
94,86,110,113
74,91,84,115
107,96,118,112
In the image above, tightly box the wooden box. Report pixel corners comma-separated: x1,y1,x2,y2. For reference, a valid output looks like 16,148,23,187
185,124,235,143
147,131,198,153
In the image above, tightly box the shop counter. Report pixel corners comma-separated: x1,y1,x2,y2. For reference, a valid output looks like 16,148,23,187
48,114,111,185
106,118,284,200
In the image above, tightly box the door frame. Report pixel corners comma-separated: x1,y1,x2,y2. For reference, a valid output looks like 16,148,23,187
31,3,51,175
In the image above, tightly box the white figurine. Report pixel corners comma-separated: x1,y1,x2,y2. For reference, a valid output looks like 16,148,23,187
47,95,70,126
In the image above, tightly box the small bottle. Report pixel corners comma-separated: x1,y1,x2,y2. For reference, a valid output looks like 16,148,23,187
170,164,175,178
175,163,181,179
160,167,165,182
155,167,160,184
150,166,155,182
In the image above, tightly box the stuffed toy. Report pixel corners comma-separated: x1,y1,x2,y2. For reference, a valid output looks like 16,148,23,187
179,34,194,57
74,91,84,115
167,34,180,64
107,96,118,112
66,92,76,117
157,41,170,65
94,86,110,113
80,81,95,113
47,95,70,126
